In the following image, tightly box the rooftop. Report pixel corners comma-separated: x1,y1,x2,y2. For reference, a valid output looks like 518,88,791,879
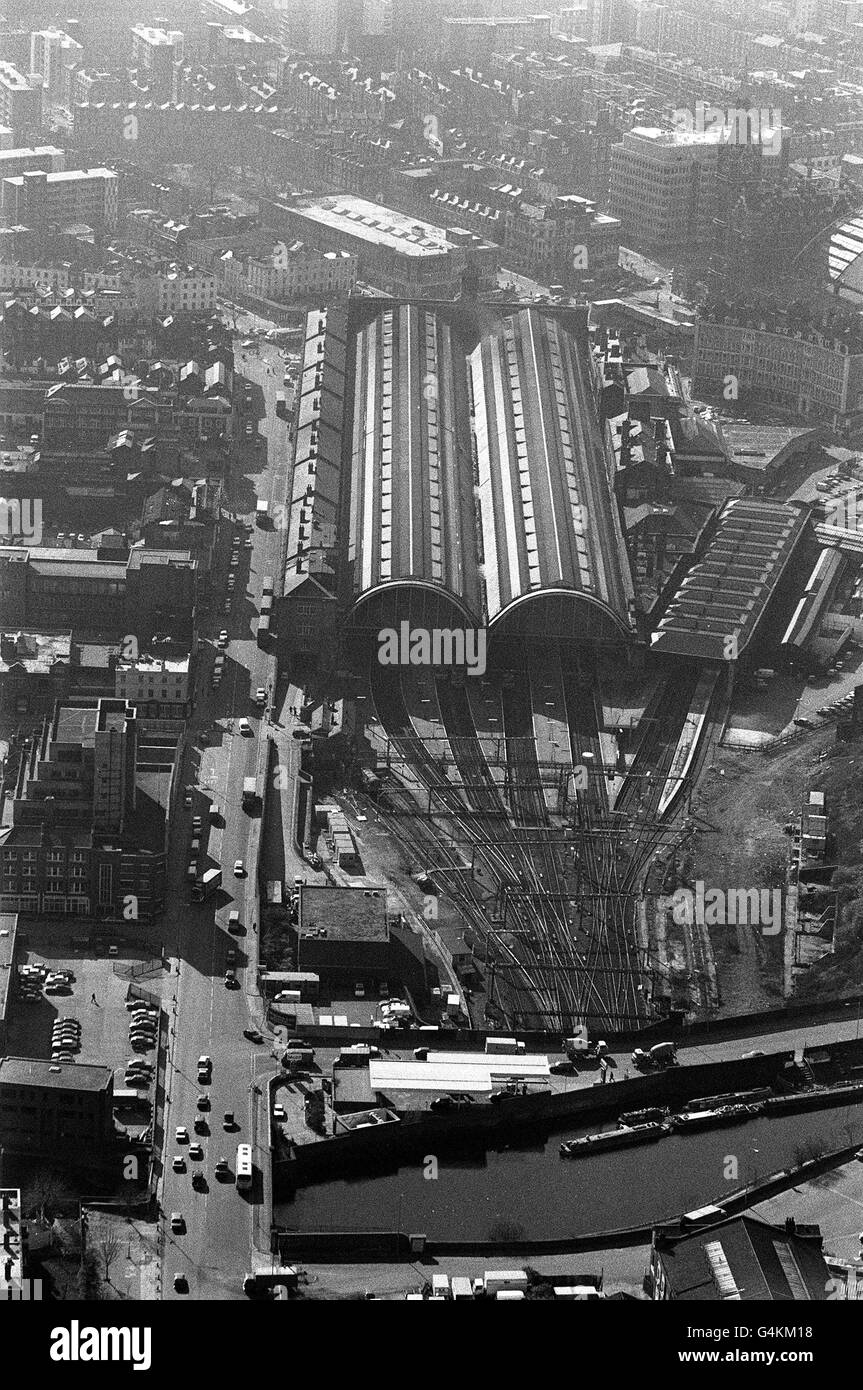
0,1056,113,1092
291,195,457,259
299,885,389,942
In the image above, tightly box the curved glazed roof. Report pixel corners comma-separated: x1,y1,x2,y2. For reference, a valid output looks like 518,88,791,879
343,303,635,643
468,308,633,634
346,302,480,616
829,213,863,294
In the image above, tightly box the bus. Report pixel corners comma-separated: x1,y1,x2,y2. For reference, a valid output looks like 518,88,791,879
236,1143,253,1189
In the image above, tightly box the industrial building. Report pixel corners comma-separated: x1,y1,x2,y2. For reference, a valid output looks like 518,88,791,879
651,1215,831,1301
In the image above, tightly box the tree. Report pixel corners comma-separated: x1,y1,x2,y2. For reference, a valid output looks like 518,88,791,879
22,1168,71,1224
95,1230,122,1285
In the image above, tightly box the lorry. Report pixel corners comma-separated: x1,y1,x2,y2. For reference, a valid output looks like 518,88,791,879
485,1036,525,1055
275,392,287,418
242,776,259,811
255,499,269,527
631,1041,678,1072
191,867,222,902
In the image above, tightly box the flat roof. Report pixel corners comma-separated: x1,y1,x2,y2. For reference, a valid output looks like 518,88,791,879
0,1056,113,1091
299,885,388,941
2,168,117,187
291,196,455,259
370,1055,550,1092
0,913,17,1025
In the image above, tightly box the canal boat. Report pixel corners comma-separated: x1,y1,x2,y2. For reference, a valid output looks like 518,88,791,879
560,1121,669,1157
670,1103,761,1132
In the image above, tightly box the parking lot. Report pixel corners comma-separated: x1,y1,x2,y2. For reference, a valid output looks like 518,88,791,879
7,926,171,1103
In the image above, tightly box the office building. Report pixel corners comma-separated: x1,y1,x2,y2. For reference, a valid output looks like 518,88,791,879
0,63,42,139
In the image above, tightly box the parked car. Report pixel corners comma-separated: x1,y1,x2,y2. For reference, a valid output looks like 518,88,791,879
233,859,246,877
243,1028,263,1043
170,1212,184,1232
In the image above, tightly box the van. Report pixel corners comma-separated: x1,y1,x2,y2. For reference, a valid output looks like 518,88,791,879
228,910,242,933
187,863,197,882
209,804,221,825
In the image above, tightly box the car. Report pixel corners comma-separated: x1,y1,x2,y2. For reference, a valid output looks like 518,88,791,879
354,983,365,998
223,600,231,613
130,1031,156,1044
224,970,239,989
244,1028,264,1044
238,718,252,735
223,1111,236,1129
196,1093,210,1110
172,1156,186,1173
228,911,243,934
184,792,193,808
192,1171,207,1191
199,731,210,745
430,1094,474,1112
217,631,228,647
855,1148,863,1162
793,717,813,728
226,946,238,965
125,1073,150,1087
188,1143,203,1160
233,860,246,877
173,1272,188,1293
550,1060,577,1075
215,1158,230,1178
229,557,238,570
170,1212,184,1232
255,687,267,705
175,1126,189,1144
197,1056,212,1082
245,422,254,438
130,1019,156,1032
45,983,71,994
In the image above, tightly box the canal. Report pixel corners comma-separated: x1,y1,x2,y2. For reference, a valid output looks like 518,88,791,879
275,1104,863,1241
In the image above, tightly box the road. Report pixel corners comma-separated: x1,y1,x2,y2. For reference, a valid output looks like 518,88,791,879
158,321,294,1298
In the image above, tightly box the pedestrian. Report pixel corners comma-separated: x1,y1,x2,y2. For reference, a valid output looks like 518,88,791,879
91,992,98,1005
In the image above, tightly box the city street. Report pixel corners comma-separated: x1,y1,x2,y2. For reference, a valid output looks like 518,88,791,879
157,321,292,1298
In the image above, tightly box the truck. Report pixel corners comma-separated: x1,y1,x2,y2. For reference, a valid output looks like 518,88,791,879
256,615,271,647
255,499,269,527
242,776,259,811
275,392,287,418
191,867,221,901
485,1036,525,1055
631,1041,678,1072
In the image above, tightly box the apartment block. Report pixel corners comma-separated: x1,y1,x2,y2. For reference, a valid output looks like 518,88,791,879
693,315,863,427
130,25,184,101
0,144,65,180
0,168,118,234
29,28,83,99
0,63,42,139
